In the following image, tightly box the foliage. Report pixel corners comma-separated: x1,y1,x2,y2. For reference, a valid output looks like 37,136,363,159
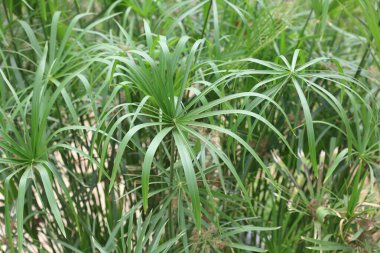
0,0,379,252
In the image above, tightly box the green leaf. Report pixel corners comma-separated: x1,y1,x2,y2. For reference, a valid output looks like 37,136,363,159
142,127,173,211
324,148,348,182
228,242,267,252
316,206,337,223
18,20,42,56
17,168,33,253
302,237,352,251
292,77,318,176
4,169,23,253
36,164,66,237
109,122,166,190
173,130,202,229
31,44,48,157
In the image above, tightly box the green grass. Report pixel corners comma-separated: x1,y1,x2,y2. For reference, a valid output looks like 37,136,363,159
0,0,379,252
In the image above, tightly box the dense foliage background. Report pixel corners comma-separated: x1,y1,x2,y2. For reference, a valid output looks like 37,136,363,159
0,0,379,252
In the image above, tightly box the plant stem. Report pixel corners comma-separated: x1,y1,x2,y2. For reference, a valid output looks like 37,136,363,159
200,0,213,38
354,41,371,79
2,0,26,82
168,134,176,241
296,9,313,49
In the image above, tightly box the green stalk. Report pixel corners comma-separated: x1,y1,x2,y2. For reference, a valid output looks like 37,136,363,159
200,0,212,38
168,134,176,242
2,0,25,81
296,9,313,49
354,41,371,79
